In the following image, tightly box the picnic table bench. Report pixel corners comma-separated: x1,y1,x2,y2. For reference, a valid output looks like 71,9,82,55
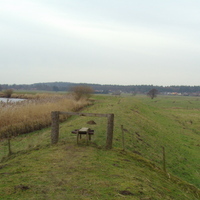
71,127,94,144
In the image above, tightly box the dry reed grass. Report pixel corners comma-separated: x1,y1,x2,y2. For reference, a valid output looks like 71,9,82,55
0,94,90,139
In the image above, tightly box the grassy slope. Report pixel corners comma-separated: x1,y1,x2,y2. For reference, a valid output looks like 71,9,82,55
0,95,200,199
108,95,200,188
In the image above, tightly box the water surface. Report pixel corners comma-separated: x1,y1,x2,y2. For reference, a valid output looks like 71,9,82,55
0,98,25,103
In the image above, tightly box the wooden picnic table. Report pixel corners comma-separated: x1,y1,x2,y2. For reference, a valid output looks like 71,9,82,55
71,127,94,144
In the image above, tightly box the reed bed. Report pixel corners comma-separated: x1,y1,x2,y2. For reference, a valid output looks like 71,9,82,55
0,94,90,139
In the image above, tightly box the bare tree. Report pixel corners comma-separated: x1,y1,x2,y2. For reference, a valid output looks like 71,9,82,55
71,85,94,101
147,88,158,99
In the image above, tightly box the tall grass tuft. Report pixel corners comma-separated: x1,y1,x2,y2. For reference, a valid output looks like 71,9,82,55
0,94,90,139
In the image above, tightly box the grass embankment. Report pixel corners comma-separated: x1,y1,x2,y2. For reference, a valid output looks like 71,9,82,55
0,95,199,199
89,95,200,188
0,93,90,139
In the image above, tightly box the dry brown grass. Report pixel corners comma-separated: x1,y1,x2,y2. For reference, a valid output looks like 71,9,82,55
0,94,90,139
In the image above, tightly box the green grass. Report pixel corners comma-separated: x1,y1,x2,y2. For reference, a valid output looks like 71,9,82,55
0,94,200,199
1,144,199,200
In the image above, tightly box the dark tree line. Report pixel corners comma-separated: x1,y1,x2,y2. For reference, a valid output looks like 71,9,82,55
0,82,199,95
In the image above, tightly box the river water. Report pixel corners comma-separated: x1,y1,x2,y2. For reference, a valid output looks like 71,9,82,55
0,98,25,103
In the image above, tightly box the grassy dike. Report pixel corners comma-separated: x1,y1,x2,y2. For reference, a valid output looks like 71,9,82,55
0,95,200,199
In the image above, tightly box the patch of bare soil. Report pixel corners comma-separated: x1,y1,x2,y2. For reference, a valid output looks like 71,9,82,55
119,190,134,196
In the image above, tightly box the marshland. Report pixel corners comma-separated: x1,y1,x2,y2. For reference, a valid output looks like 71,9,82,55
0,93,90,139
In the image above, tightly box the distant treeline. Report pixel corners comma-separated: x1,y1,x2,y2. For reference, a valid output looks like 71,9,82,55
0,82,199,95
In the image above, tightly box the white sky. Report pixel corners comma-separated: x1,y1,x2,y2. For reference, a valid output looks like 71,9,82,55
0,0,200,86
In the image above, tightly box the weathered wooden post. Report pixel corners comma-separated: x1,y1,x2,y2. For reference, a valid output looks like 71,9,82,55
121,125,125,151
51,111,60,144
106,114,114,149
162,146,166,172
7,136,12,156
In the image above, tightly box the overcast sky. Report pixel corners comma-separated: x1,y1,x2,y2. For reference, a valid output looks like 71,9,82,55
0,0,200,86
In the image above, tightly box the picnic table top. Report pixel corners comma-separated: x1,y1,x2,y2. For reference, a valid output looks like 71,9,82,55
78,127,90,132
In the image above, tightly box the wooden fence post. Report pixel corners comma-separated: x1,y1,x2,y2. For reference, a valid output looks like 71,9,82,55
106,114,114,149
51,111,60,144
8,137,12,156
162,146,166,172
121,125,125,151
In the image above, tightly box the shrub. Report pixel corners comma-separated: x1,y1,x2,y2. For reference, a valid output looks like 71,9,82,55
71,85,94,101
3,89,14,98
